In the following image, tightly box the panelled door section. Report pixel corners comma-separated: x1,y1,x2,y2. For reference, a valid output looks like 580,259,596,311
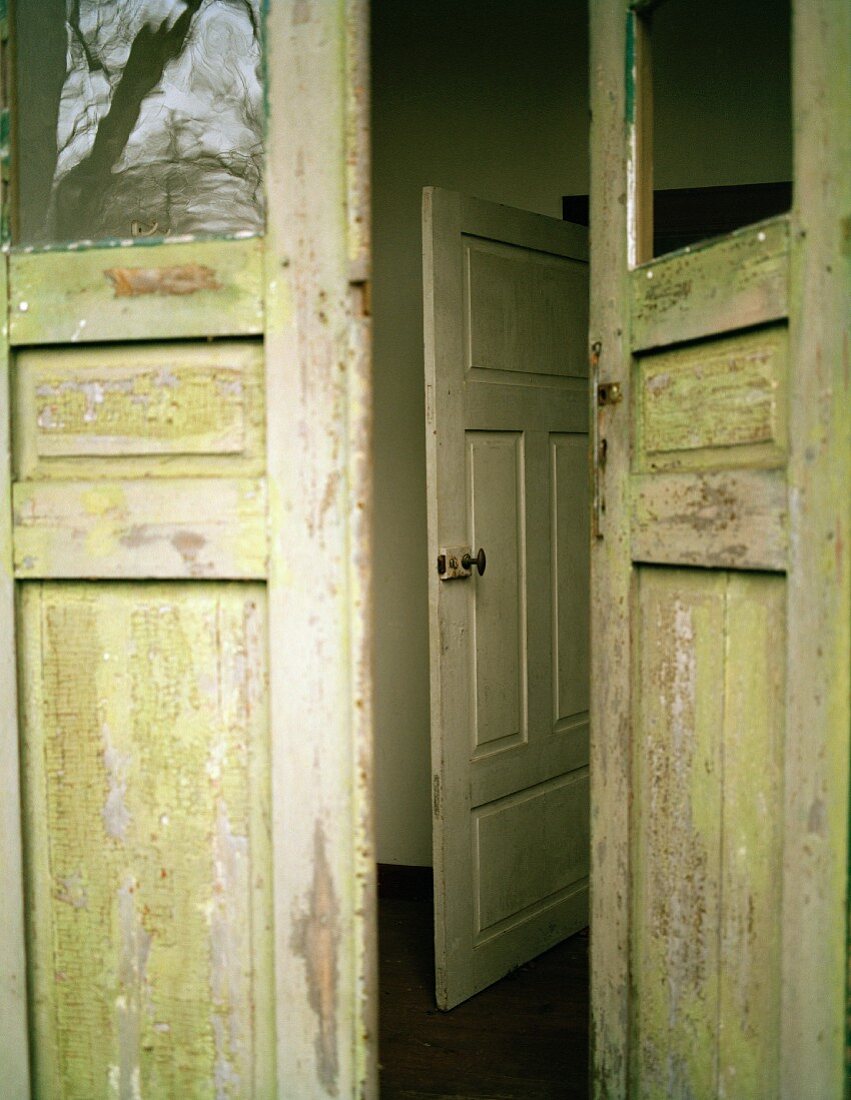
9,242,273,1100
424,189,590,1009
623,218,791,1097
7,4,274,1096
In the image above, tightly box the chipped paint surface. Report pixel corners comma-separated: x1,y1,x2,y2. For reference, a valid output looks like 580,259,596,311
20,583,273,1098
632,569,784,1097
630,468,788,571
637,326,787,468
631,216,789,352
32,367,245,457
12,478,267,580
15,341,265,481
105,263,222,298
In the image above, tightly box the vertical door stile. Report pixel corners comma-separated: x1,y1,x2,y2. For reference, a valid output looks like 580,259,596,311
265,2,375,1098
0,0,29,1086
0,242,30,1098
344,1,379,1093
589,4,631,1096
782,1,851,1092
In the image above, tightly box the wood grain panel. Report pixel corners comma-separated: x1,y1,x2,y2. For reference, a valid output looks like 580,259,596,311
9,237,263,346
465,237,588,379
632,568,785,1098
635,325,787,472
630,216,789,352
718,574,784,1097
13,478,266,579
631,468,787,571
14,341,265,479
632,569,725,1099
19,583,274,1099
468,432,526,755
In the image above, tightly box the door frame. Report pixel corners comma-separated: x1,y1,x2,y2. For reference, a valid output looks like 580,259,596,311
0,3,377,1098
588,2,850,1096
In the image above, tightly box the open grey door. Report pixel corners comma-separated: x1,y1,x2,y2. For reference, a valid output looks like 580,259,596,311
423,188,590,1009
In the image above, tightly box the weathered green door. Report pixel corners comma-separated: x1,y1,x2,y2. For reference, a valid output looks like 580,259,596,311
589,3,849,1098
0,4,375,1098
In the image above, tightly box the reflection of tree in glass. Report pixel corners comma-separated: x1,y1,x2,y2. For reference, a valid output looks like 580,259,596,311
48,0,263,242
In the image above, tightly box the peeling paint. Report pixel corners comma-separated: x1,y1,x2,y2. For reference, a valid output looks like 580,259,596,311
292,823,341,1096
21,584,272,1097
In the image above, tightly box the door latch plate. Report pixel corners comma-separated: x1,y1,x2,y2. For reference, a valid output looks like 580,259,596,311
437,546,472,580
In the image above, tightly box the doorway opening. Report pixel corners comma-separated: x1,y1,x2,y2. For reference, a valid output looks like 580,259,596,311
371,2,591,1095
369,0,792,1096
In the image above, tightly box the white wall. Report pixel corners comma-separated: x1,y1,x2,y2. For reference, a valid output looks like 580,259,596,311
371,0,792,867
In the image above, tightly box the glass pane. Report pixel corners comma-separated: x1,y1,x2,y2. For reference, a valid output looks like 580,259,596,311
648,0,791,257
15,0,264,245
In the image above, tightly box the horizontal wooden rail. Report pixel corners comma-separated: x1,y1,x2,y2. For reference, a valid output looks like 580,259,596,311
13,477,267,579
631,216,789,352
9,237,264,345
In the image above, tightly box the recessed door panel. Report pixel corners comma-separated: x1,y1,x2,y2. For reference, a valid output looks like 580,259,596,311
468,430,526,755
19,582,274,1099
14,341,266,479
465,237,589,380
631,567,784,1097
473,769,590,938
635,325,787,473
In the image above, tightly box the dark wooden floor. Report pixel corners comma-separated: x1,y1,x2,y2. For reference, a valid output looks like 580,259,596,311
378,895,589,1100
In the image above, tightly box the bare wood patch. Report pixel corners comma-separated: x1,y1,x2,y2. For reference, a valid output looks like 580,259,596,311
291,824,340,1096
105,263,221,298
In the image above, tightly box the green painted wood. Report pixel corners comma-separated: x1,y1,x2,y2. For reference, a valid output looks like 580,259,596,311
0,250,31,1098
19,582,274,1099
14,340,266,481
634,325,787,473
782,1,851,1094
3,3,377,1097
632,569,784,1098
632,569,726,1097
630,216,789,353
590,3,850,1097
423,188,589,1011
12,477,267,579
9,236,263,345
718,573,784,1097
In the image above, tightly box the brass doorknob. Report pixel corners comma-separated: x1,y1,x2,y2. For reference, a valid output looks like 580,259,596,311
462,548,486,576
